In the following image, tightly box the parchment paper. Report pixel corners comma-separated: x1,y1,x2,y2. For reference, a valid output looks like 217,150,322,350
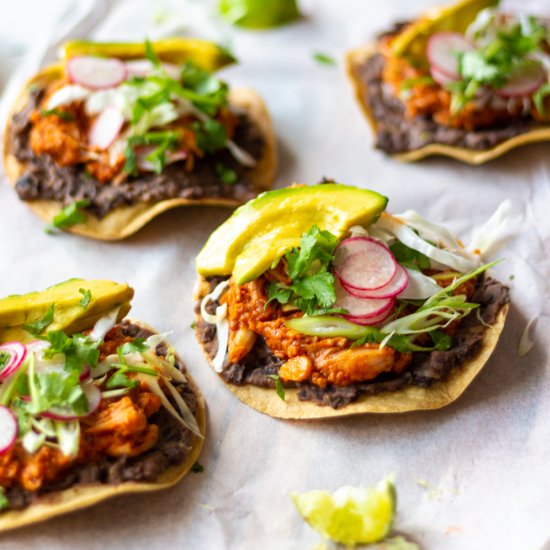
0,1,549,548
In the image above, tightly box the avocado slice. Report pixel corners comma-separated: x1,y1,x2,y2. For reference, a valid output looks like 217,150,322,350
62,38,236,72
196,184,388,285
391,0,500,60
0,279,134,343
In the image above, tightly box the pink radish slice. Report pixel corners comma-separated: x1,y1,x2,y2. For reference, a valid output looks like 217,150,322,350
335,279,394,321
346,303,395,326
333,237,397,291
343,265,408,299
0,405,18,455
41,381,102,421
125,60,181,80
136,146,187,172
430,65,457,86
80,365,91,381
496,64,546,97
68,56,127,89
0,342,27,382
88,106,124,150
427,32,474,79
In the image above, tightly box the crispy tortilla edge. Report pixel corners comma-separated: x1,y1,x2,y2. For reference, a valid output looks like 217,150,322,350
194,275,508,420
2,65,276,241
345,44,550,164
0,318,206,534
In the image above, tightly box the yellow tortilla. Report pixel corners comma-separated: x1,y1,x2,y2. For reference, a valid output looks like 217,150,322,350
3,65,276,241
195,276,508,420
345,44,550,164
0,319,206,534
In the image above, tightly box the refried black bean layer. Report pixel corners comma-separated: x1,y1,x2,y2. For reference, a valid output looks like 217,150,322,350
353,52,543,154
4,321,199,512
10,88,266,218
196,277,509,409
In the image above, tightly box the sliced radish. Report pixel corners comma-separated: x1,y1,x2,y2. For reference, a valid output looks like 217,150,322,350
125,59,181,80
0,405,18,455
346,304,394,326
430,65,457,86
333,237,397,291
68,56,127,90
496,64,546,97
343,265,408,299
427,32,474,79
335,279,394,321
41,381,101,421
136,146,187,172
80,365,91,381
0,342,27,382
88,106,125,150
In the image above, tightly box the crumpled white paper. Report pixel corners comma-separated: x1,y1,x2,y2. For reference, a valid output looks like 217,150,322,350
1,1,549,549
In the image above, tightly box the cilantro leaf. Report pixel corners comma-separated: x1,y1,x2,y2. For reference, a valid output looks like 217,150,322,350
0,488,9,511
192,119,228,153
215,162,237,185
267,225,340,315
534,83,550,118
145,39,161,67
390,242,430,271
124,131,180,176
267,374,286,401
79,288,92,309
42,331,100,374
23,304,55,336
107,371,139,389
119,338,149,355
40,109,74,121
45,200,90,234
313,52,336,66
191,461,204,473
430,330,453,351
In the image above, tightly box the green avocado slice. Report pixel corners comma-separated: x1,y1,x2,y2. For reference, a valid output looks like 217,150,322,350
0,279,134,343
61,38,235,71
196,184,388,285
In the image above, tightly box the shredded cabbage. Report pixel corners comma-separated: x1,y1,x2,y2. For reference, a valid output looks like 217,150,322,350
399,268,442,300
518,316,538,357
373,213,480,272
47,85,90,109
54,420,80,457
467,200,512,258
90,307,120,342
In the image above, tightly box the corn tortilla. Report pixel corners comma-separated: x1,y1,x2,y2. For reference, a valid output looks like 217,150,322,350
3,65,276,240
194,275,508,420
346,44,550,164
0,319,206,534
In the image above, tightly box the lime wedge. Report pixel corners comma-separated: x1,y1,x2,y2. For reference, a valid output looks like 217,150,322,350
219,0,300,29
292,477,396,545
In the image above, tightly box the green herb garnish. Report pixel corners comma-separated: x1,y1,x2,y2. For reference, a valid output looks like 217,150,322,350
45,200,90,234
191,461,204,473
42,331,101,374
124,131,181,175
215,162,237,184
23,304,55,335
145,38,161,67
313,52,336,66
192,119,228,154
267,225,341,316
79,288,92,309
267,374,286,401
106,371,139,389
40,109,75,121
389,242,430,271
0,489,9,511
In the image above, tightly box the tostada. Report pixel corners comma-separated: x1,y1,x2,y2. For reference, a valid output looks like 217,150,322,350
4,39,276,239
0,279,205,531
347,0,550,163
194,183,509,419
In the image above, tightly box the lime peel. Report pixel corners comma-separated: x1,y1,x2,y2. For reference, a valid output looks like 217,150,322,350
292,477,396,545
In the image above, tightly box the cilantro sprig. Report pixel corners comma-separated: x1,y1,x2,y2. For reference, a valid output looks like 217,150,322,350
124,131,181,175
267,226,342,316
23,304,55,336
45,200,90,234
449,17,550,114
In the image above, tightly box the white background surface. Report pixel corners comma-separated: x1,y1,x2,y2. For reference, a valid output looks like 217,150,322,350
0,0,549,548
